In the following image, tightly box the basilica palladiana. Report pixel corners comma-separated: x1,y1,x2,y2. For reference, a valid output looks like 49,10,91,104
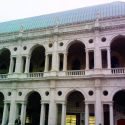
0,1,125,125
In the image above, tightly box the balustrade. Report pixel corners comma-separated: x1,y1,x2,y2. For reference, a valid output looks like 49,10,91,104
111,68,125,74
66,70,85,76
27,72,44,78
0,68,125,80
0,74,8,79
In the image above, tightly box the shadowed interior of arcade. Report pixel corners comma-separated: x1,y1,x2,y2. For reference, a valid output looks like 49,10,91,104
66,91,85,125
0,93,4,124
29,45,45,72
67,41,86,70
113,90,125,125
111,36,125,68
25,92,41,125
65,91,95,125
0,48,10,74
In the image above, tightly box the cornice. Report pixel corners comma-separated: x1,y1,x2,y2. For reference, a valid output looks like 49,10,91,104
0,22,125,43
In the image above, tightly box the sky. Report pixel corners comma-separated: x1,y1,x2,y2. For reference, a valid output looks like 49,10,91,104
0,0,125,22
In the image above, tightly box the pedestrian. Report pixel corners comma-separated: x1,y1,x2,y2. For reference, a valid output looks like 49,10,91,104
15,116,21,125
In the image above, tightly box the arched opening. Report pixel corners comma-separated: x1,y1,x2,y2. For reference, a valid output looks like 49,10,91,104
0,48,10,74
67,41,85,70
0,92,4,124
26,92,41,125
113,90,125,125
72,59,80,70
111,36,125,68
66,91,85,125
29,45,45,72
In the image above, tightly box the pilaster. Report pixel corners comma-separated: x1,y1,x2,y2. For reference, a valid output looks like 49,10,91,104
8,89,17,125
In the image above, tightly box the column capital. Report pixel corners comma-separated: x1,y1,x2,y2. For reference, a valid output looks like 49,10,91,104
21,101,27,105
62,102,66,105
85,101,95,105
85,101,89,105
41,100,49,104
61,101,66,105
56,101,66,105
108,101,113,106
15,101,27,105
63,52,68,55
45,52,51,56
45,53,48,56
85,48,89,52
27,54,31,58
107,46,110,50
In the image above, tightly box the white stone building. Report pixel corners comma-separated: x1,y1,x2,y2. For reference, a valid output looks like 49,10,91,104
0,1,125,125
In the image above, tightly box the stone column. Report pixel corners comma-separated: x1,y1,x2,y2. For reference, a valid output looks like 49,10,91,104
107,48,111,69
15,55,22,73
86,50,89,70
61,102,66,125
2,102,9,125
109,103,114,125
21,102,27,125
102,104,104,125
52,52,59,71
95,86,102,125
94,31,102,69
52,41,59,72
44,54,49,72
85,102,89,125
25,55,31,73
48,81,57,125
40,102,45,125
8,90,17,125
9,57,14,74
63,53,67,71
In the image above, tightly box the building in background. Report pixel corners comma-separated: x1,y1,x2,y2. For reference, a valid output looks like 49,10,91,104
0,1,125,125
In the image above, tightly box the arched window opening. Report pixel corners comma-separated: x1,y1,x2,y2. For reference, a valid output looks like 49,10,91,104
111,56,119,68
26,92,41,125
59,54,63,71
89,51,94,69
111,36,125,68
67,41,85,70
29,46,45,72
0,48,10,74
0,93,4,124
101,50,108,68
66,91,85,125
72,59,80,70
113,90,125,125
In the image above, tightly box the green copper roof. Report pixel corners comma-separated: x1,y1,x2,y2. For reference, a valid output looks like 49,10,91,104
0,1,125,34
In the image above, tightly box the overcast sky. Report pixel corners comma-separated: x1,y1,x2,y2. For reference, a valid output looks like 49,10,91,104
0,0,125,22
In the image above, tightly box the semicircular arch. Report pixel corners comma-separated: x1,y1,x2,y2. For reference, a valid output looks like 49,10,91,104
0,47,11,55
110,88,125,101
64,88,87,102
28,44,46,56
65,39,86,52
109,34,125,47
24,90,42,101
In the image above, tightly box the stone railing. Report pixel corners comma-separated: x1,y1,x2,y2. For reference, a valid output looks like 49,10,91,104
27,72,44,78
0,68,125,80
66,70,85,76
0,74,8,79
111,68,125,74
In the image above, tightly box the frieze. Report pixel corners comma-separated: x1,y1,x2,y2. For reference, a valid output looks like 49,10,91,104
0,22,125,43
